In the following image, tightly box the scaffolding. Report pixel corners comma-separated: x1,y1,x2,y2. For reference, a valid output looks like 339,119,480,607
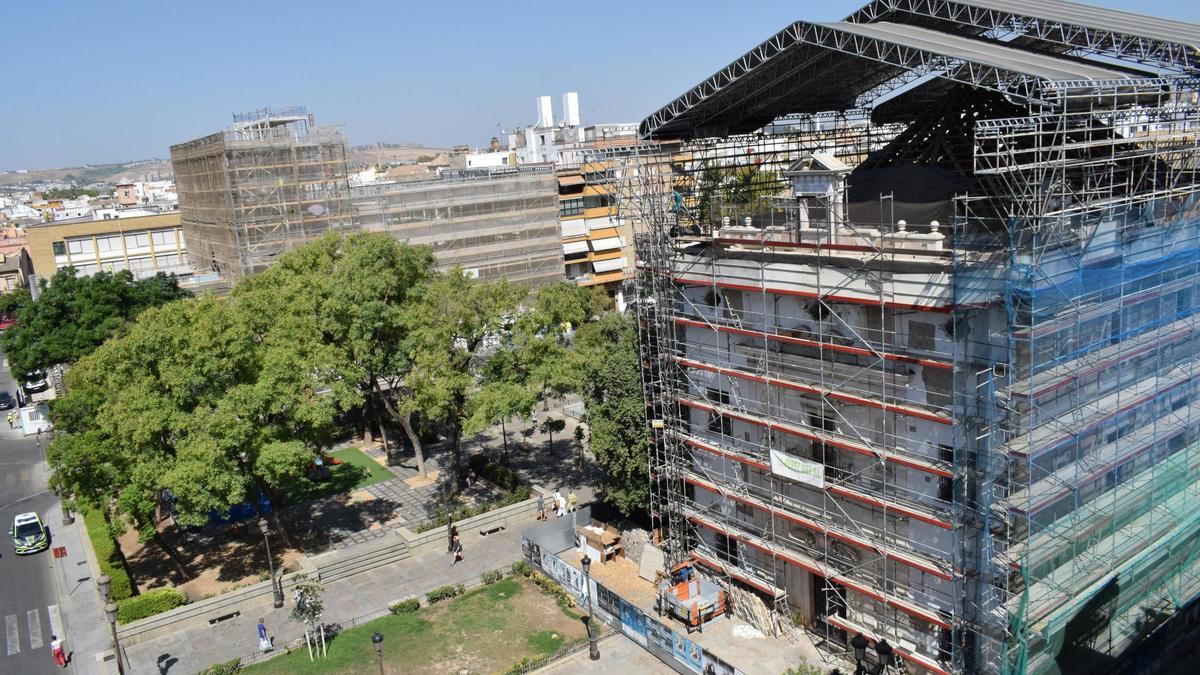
170,107,354,279
350,168,563,288
613,2,1200,673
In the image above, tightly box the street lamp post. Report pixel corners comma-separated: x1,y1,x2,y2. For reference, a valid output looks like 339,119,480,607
850,632,869,675
105,602,124,674
258,518,285,608
873,639,894,675
443,478,454,554
98,574,126,674
581,554,600,661
372,631,384,675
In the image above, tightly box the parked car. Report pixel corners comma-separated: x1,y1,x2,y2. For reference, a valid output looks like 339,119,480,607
0,391,13,410
0,318,16,331
11,512,49,555
22,370,47,393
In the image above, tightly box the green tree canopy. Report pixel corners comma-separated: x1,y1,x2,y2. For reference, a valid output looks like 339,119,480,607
575,312,650,516
0,286,30,318
2,269,190,374
404,269,525,481
49,236,421,551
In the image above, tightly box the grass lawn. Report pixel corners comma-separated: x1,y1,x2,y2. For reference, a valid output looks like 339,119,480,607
279,447,395,505
241,577,588,675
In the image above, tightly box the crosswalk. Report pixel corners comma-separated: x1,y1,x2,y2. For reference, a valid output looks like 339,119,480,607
4,469,33,485
2,605,59,657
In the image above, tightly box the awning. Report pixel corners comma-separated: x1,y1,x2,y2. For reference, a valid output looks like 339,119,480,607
557,174,585,187
561,220,587,238
582,184,610,197
590,236,623,252
592,257,625,273
563,241,589,256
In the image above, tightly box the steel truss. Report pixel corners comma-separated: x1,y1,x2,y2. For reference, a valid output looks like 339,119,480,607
615,71,1200,674
847,0,1200,74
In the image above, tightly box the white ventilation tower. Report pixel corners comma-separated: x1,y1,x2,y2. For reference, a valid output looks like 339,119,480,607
537,96,554,128
562,92,581,127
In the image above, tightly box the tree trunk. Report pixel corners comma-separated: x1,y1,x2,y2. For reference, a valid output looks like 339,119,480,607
257,480,293,550
398,410,427,478
375,399,394,466
369,379,393,465
449,391,467,489
151,531,193,582
450,415,463,490
500,418,510,465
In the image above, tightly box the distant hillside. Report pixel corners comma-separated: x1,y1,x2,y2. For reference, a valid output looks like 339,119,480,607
0,159,173,187
0,142,452,188
348,143,452,168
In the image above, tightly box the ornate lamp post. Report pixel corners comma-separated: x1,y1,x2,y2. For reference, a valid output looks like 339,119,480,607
443,478,454,553
874,639,894,675
850,632,869,675
372,631,384,675
98,574,126,674
581,554,600,661
259,518,285,608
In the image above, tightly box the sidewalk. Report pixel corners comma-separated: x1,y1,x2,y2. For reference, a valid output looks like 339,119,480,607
537,632,674,675
122,524,529,674
44,502,120,675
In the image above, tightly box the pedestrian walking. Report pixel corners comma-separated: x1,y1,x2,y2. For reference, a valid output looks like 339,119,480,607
7,411,15,429
568,491,577,513
552,489,563,518
537,494,546,520
257,618,271,653
451,535,463,565
50,635,66,668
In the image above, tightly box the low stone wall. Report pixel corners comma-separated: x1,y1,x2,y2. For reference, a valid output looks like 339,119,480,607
114,490,544,647
116,570,310,646
398,491,542,557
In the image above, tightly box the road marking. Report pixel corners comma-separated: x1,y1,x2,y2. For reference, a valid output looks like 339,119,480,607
47,605,62,643
26,610,41,650
0,489,50,512
5,613,18,655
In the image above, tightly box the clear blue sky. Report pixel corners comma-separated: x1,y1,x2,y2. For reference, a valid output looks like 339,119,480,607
2,0,1197,170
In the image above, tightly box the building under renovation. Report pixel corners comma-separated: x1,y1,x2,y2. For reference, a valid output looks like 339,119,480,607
617,1,1200,673
170,107,354,278
351,167,562,287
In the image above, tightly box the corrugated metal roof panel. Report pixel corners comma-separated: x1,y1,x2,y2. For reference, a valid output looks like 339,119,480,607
955,0,1200,48
824,21,1133,81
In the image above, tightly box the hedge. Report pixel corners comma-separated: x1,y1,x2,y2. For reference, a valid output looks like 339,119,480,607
426,584,465,604
482,569,504,585
80,508,133,601
389,598,421,614
512,563,575,611
117,587,186,623
413,485,532,533
198,659,241,675
468,454,523,492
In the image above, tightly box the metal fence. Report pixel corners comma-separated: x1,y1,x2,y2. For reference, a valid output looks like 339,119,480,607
225,567,612,672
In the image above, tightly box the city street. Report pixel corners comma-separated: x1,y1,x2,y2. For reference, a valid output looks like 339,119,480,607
0,347,60,674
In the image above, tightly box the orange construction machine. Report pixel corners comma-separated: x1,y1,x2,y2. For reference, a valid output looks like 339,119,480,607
657,561,728,632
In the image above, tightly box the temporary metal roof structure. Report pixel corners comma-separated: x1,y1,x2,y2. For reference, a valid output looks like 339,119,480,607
640,0,1200,140
848,0,1200,72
